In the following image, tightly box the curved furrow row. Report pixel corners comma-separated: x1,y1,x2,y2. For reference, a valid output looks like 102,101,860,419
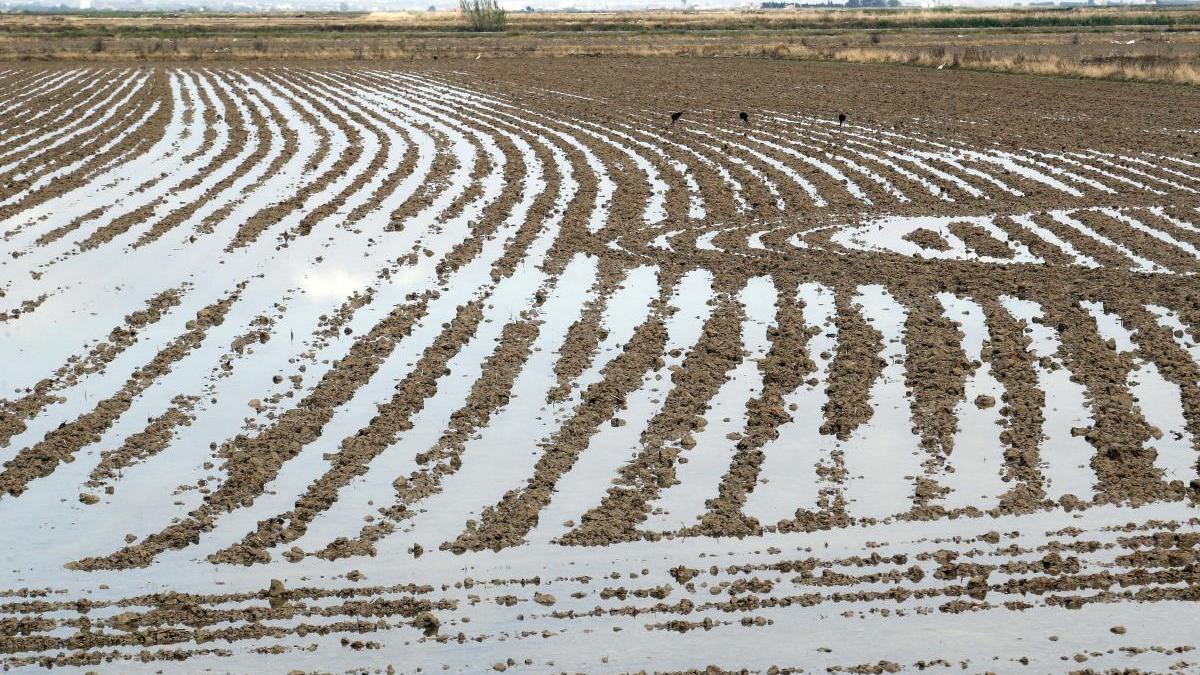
770,114,977,202
692,118,876,209
194,71,581,564
0,69,94,133
71,71,241,252
57,66,585,562
2,65,1200,672
425,266,674,553
0,73,170,236
562,279,743,546
0,286,186,448
618,120,750,223
223,69,349,249
407,74,659,235
0,288,244,499
579,118,701,225
0,70,148,180
0,70,112,152
129,68,276,248
1,72,422,499
743,120,913,205
293,81,603,559
776,112,1148,205
17,61,215,246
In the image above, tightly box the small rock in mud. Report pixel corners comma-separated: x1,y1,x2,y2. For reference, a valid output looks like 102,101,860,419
670,566,699,584
414,611,439,636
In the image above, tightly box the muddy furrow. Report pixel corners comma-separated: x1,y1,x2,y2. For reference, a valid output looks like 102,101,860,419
190,73,299,238
819,287,886,441
747,120,909,207
69,296,430,570
74,80,234,251
0,289,239,498
0,75,171,229
363,71,579,286
621,120,744,225
579,118,693,228
445,308,669,552
0,287,184,447
398,75,609,272
25,73,206,252
76,69,250,250
1027,211,1139,271
0,71,107,150
0,69,82,130
417,77,646,236
132,69,272,248
277,71,377,240
85,395,200,490
1071,208,1198,274
685,279,813,537
323,319,541,560
1141,207,1200,253
898,289,970,516
224,70,342,249
0,70,140,173
319,81,422,231
978,296,1047,512
546,260,626,404
213,300,487,564
562,294,745,546
1039,296,1169,506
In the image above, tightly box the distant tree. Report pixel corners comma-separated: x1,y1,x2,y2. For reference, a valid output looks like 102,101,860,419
886,0,900,6
460,0,506,31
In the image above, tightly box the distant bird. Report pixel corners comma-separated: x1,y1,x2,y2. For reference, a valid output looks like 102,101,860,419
838,112,847,126
669,111,684,129
739,111,749,124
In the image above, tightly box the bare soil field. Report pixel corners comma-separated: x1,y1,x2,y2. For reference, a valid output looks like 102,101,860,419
4,7,1200,85
1,57,1200,672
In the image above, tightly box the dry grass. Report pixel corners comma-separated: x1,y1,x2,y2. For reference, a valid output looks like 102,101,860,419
5,6,1200,37
2,7,1200,87
828,45,1200,86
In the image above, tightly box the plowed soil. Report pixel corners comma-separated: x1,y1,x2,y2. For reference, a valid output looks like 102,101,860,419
1,58,1200,673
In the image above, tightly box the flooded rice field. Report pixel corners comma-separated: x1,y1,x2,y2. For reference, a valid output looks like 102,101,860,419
2,61,1200,672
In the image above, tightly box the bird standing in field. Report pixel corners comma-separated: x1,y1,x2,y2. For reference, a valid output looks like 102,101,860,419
838,112,847,126
669,111,684,129
739,111,749,124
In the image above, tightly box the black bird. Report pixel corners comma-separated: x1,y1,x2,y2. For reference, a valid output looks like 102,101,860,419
669,111,684,128
838,112,847,126
739,111,749,124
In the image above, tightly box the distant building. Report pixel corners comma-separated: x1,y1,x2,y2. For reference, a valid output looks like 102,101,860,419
78,0,93,8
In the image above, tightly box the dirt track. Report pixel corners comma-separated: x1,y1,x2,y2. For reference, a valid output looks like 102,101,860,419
1,58,1200,672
